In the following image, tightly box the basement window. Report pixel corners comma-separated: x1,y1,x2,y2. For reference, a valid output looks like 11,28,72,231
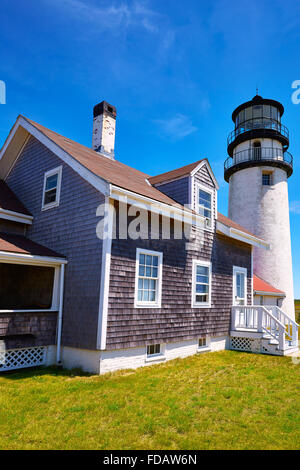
198,338,207,349
147,344,161,357
42,166,62,210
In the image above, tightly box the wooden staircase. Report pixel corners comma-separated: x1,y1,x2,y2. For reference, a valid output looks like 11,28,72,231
230,306,299,356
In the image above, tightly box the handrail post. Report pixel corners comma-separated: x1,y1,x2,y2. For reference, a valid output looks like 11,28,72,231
278,325,285,351
257,307,263,333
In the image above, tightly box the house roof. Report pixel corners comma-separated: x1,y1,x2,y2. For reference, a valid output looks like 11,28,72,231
0,180,32,216
0,232,65,259
0,115,267,247
217,212,259,239
148,160,204,185
253,274,285,295
23,117,184,209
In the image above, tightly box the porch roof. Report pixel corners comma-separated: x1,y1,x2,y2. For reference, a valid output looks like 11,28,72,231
0,232,65,259
253,274,285,296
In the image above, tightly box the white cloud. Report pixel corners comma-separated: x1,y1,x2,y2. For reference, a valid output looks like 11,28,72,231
54,0,160,33
153,113,198,141
290,201,300,214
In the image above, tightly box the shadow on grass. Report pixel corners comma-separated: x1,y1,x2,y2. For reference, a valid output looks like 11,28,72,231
0,365,93,381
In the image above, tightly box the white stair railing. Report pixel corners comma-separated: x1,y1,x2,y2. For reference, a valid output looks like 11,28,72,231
264,306,299,347
231,306,288,351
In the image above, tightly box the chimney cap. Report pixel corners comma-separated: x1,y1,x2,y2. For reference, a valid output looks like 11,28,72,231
93,100,117,119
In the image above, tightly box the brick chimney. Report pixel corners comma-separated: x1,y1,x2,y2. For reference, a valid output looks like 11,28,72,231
92,101,117,159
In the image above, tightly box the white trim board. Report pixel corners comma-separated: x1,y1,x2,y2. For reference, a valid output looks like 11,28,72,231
190,160,219,190
254,291,285,298
0,208,33,225
216,220,269,249
96,197,114,350
0,251,67,267
111,185,205,228
0,116,110,196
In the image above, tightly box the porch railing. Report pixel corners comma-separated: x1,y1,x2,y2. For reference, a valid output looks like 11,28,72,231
231,305,299,350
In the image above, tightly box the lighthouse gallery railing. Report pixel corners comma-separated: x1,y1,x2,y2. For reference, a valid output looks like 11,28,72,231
224,147,293,171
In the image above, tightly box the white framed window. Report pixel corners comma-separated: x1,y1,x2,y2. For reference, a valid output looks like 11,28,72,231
42,166,62,210
192,259,212,308
262,171,273,186
195,183,214,229
147,344,161,357
233,266,248,306
197,337,211,352
134,248,163,308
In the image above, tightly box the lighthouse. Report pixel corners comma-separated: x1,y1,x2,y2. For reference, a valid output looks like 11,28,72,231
225,94,295,318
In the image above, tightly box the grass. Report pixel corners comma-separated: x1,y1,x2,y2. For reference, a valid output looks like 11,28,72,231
1,350,300,450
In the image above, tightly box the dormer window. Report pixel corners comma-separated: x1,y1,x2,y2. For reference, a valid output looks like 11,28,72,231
197,186,213,228
42,166,62,210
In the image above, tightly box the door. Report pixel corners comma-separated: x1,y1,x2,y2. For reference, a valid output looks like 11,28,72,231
233,267,247,306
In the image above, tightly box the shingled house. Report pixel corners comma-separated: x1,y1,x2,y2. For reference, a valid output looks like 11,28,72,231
0,101,298,374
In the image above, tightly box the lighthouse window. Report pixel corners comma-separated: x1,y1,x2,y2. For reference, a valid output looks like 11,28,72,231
197,188,212,226
262,172,272,186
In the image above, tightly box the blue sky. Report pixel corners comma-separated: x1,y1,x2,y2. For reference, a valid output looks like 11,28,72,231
1,0,300,295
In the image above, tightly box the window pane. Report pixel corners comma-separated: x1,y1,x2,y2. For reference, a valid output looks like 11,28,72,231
149,290,156,301
139,254,145,265
44,188,57,205
152,256,158,267
197,266,209,276
146,266,151,277
146,255,152,266
139,266,145,276
152,267,158,278
45,174,58,191
196,274,208,283
196,294,208,303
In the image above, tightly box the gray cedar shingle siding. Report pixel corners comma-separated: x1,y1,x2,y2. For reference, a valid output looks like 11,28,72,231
154,176,190,206
0,311,57,349
6,136,104,350
106,207,251,350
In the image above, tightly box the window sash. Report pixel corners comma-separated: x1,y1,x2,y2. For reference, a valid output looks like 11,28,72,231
262,173,272,186
193,262,211,306
42,167,62,209
136,251,162,306
147,344,161,356
198,189,212,223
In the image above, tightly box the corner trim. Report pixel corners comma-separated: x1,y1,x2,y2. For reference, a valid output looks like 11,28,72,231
97,197,114,350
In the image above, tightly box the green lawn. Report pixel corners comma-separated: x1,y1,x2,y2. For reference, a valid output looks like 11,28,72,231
1,350,300,450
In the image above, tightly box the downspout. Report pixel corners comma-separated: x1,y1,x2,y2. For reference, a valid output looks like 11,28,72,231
56,263,65,365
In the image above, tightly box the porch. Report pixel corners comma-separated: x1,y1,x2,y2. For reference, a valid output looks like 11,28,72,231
230,305,299,356
0,232,66,371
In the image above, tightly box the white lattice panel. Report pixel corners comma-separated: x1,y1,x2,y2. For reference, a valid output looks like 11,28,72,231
230,337,252,352
0,346,46,372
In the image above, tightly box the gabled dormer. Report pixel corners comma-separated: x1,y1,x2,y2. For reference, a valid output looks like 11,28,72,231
149,159,219,231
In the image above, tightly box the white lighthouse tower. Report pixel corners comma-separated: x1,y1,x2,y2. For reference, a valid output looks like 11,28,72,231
225,94,295,318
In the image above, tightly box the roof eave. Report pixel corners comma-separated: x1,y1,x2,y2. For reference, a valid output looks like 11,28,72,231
216,220,269,248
